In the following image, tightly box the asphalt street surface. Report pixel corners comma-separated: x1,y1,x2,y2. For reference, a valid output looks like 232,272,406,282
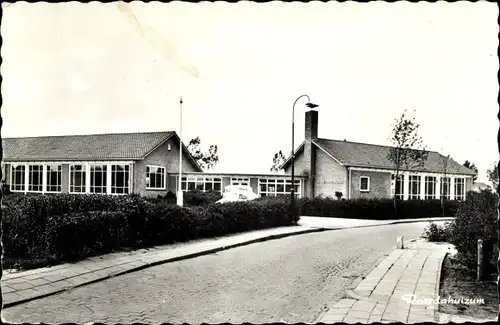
3,222,429,324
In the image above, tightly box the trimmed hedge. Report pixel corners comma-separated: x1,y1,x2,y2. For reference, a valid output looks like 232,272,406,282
1,193,293,269
294,197,459,220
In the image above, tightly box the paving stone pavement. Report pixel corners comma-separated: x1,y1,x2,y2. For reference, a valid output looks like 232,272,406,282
1,225,325,307
318,238,495,324
2,218,445,308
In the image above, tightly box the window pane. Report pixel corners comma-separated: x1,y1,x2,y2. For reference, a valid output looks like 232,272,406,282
12,165,26,191
111,164,130,194
360,178,368,190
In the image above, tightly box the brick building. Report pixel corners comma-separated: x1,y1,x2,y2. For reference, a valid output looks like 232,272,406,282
1,110,475,200
281,109,476,200
1,132,306,198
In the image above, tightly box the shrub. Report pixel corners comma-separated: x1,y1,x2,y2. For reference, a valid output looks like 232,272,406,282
45,211,129,260
183,190,222,206
446,189,498,274
422,221,451,242
2,192,294,269
297,197,459,220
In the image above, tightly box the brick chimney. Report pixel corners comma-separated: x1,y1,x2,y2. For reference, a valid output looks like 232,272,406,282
304,109,318,197
305,109,318,141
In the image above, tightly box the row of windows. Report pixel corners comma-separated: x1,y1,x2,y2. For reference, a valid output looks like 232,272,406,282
181,176,223,192
179,176,302,197
10,163,131,194
258,178,301,197
390,175,465,200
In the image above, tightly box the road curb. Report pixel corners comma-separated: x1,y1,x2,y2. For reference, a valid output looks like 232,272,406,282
301,217,455,231
433,249,450,322
3,226,329,309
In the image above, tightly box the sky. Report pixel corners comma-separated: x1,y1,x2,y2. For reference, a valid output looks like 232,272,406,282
1,1,498,182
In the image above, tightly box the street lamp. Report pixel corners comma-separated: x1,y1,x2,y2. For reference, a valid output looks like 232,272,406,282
291,95,318,224
177,96,184,206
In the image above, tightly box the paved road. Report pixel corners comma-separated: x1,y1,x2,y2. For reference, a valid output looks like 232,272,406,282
3,222,430,324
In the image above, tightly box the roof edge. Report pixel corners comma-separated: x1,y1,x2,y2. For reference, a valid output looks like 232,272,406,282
280,142,305,170
311,141,344,165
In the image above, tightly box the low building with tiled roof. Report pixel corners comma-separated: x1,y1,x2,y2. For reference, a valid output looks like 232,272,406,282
1,131,203,196
280,109,476,200
0,111,476,201
1,131,306,198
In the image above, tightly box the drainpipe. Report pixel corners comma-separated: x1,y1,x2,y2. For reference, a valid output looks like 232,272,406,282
348,167,351,199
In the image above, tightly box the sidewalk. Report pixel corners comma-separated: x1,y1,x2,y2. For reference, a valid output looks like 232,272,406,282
317,238,495,324
1,216,452,309
298,216,453,229
2,225,326,308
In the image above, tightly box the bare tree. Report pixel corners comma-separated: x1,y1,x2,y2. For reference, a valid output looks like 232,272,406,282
387,111,428,215
440,154,450,218
270,150,286,174
187,137,219,171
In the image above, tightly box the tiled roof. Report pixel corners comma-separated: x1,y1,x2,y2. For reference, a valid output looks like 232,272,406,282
2,131,176,161
314,138,476,175
281,138,476,176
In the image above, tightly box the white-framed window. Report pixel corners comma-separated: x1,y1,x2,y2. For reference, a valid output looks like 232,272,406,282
70,164,86,193
111,164,130,194
28,164,44,192
440,177,451,200
90,164,107,194
409,175,421,200
11,164,25,192
258,178,300,197
359,176,370,192
46,164,62,193
454,177,465,201
181,176,222,193
146,166,166,190
231,177,250,186
393,174,404,200
424,176,437,200
1,162,6,183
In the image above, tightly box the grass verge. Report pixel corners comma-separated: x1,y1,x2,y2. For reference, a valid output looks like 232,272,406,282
438,253,498,319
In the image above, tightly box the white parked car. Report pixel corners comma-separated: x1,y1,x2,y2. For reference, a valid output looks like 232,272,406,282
216,185,260,204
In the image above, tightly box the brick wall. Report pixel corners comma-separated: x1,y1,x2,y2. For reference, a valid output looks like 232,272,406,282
315,149,348,198
135,138,199,197
350,170,392,199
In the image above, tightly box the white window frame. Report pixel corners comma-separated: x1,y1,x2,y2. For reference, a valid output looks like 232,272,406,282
393,174,404,200
1,162,6,183
10,164,26,192
454,177,465,201
27,164,44,193
181,175,223,193
230,177,250,186
146,165,166,190
110,164,131,195
258,178,301,197
46,164,62,193
69,164,87,194
408,175,421,200
424,176,437,200
89,163,108,194
359,176,370,192
440,177,451,200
